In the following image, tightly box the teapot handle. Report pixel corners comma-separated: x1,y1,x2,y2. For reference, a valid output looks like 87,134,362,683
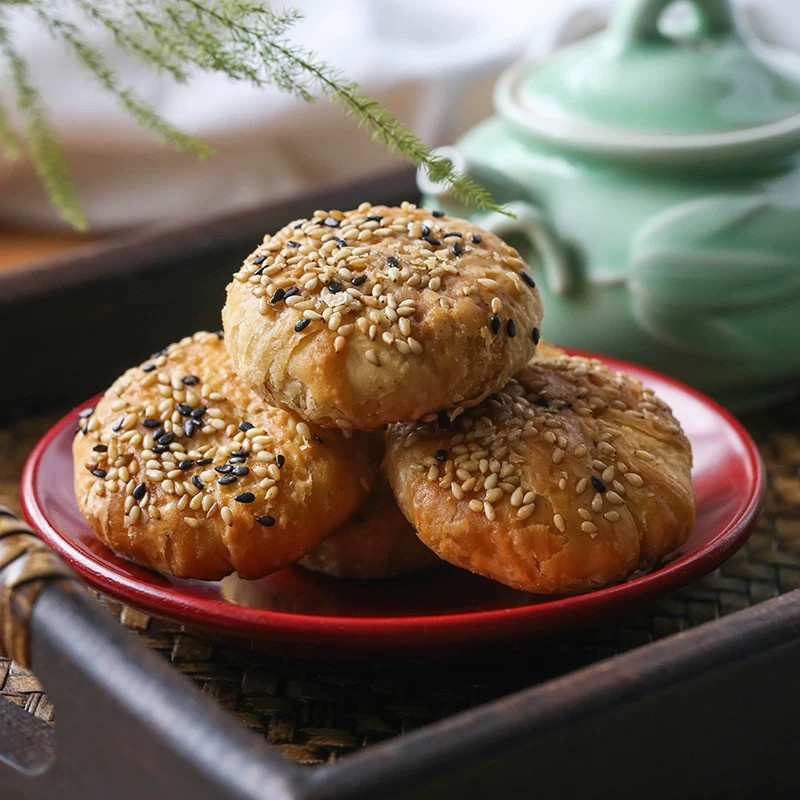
610,0,742,47
417,147,576,295
474,202,575,296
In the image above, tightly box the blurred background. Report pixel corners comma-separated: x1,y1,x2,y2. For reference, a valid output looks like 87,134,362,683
0,0,797,236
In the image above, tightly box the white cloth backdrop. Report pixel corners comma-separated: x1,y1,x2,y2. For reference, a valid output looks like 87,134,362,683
0,0,797,230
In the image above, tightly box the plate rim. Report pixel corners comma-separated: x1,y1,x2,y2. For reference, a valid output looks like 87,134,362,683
20,350,766,646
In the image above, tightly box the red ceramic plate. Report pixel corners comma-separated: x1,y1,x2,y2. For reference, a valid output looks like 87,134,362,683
21,351,764,655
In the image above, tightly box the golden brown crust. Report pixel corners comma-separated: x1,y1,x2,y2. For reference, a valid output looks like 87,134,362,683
73,332,375,580
222,202,543,429
386,354,695,595
299,478,439,580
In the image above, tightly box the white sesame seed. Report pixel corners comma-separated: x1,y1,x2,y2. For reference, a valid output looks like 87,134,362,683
450,482,464,500
606,491,625,505
625,472,644,487
517,504,534,520
553,513,566,532
468,498,483,513
575,478,588,494
484,502,496,521
128,505,141,524
581,521,598,534
486,487,504,503
604,511,621,522
365,349,380,366
221,507,233,526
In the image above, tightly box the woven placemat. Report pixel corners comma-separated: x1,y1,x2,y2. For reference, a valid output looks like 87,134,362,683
1,401,797,765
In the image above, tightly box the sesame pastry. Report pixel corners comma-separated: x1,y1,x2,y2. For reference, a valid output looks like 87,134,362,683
299,477,440,580
222,202,543,429
73,332,375,580
386,354,695,595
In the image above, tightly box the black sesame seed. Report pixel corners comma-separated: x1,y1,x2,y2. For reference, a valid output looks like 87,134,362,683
235,492,255,504
270,288,286,304
294,318,311,332
284,287,300,299
233,466,250,477
158,432,175,446
90,468,107,478
334,237,348,248
451,242,463,256
313,434,324,444
432,209,445,217
133,482,147,500
287,240,301,247
152,427,166,441
435,449,448,462
190,406,207,420
352,274,367,286
177,403,193,416
276,454,286,469
386,256,399,269
422,224,431,236
232,450,250,458
142,364,156,372
192,476,205,490
153,444,170,454
328,281,342,293
423,236,441,247
92,444,108,453
257,515,276,527
179,459,195,470
215,464,233,474
252,255,266,265
366,215,383,222
520,272,536,288
507,319,517,338
183,420,197,438
239,421,254,432
532,327,541,345
323,217,340,227
150,347,168,359
79,407,95,419
112,418,124,432
217,330,224,340
253,265,267,276
218,475,237,486
490,315,501,335
182,375,200,385
229,457,245,465
437,410,450,428
196,458,213,466
591,476,608,493
142,418,160,429
471,234,483,244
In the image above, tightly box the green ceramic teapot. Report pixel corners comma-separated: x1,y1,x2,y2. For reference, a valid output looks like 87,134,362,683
420,0,800,411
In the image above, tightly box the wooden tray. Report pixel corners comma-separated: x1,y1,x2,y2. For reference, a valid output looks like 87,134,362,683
1,170,798,799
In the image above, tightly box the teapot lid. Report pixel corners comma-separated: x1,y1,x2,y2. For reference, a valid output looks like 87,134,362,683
496,0,800,162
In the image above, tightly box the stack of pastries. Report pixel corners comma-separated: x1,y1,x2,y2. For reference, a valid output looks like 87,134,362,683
74,203,695,594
